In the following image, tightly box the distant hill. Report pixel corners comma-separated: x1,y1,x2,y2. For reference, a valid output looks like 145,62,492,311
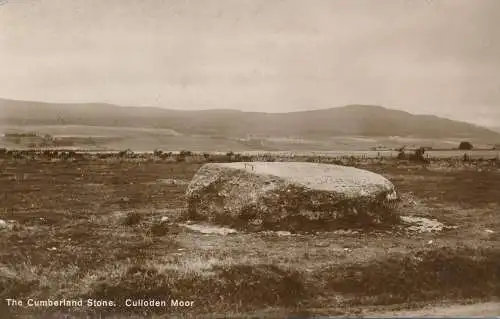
1,98,499,141
489,126,500,133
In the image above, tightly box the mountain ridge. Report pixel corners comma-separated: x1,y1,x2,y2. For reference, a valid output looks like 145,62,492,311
0,98,499,141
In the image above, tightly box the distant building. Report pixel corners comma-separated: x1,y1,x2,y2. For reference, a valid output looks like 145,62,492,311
371,145,390,151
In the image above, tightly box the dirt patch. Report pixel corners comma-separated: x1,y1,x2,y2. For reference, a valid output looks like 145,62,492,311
180,223,238,235
400,215,449,233
157,178,190,186
368,301,500,316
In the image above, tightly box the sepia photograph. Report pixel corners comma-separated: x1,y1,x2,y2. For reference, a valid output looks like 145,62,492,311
0,0,499,318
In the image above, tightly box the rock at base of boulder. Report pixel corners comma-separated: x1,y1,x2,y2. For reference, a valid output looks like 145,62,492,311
185,162,400,232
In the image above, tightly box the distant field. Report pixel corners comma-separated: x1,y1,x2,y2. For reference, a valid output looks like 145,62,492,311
0,125,181,137
237,150,500,159
425,150,499,159
1,148,499,160
1,124,498,155
75,149,500,160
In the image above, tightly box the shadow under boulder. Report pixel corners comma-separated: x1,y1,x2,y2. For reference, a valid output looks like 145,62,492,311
184,162,400,232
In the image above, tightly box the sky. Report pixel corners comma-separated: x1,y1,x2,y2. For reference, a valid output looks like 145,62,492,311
0,0,499,126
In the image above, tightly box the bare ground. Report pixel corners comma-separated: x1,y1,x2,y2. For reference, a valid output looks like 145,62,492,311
0,156,499,318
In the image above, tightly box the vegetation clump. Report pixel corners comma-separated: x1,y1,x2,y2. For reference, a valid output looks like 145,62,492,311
122,211,142,226
459,141,474,150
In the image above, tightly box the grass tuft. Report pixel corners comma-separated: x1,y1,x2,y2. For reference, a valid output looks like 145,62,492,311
121,211,142,226
316,247,500,305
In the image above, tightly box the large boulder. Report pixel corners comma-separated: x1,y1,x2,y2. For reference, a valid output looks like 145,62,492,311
185,162,399,231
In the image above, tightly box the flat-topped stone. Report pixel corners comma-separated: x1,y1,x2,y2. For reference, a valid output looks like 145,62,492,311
185,162,399,231
208,162,396,195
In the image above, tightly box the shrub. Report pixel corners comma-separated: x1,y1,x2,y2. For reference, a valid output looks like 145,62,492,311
118,149,134,158
398,147,429,163
149,222,170,236
176,154,186,162
153,149,163,157
459,141,473,150
122,211,142,226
